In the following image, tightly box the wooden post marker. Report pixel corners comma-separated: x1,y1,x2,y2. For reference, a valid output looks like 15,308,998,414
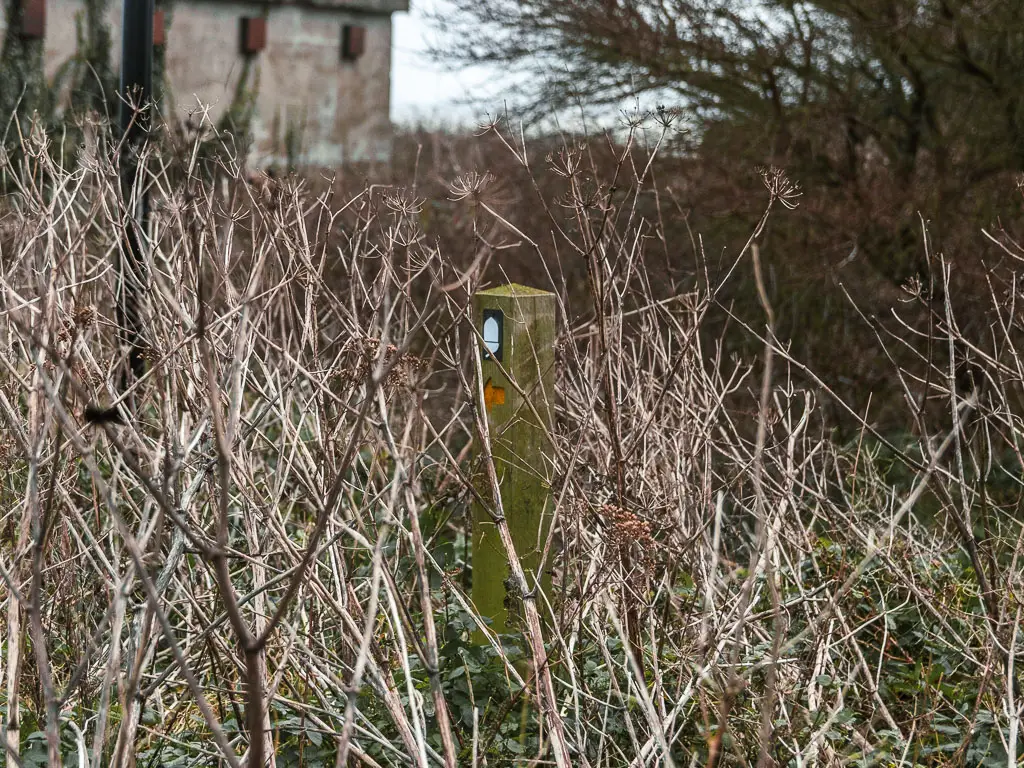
472,284,556,639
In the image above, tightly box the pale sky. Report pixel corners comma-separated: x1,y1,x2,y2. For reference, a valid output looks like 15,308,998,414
389,6,669,133
390,0,499,126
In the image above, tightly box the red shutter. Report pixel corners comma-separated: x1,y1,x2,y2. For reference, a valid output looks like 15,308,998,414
21,0,46,39
240,17,267,55
153,9,166,47
342,25,366,61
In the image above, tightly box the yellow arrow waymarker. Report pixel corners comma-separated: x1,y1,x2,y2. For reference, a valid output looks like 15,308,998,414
483,378,506,410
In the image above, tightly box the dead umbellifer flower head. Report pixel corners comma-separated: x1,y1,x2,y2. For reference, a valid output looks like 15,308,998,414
72,361,100,388
335,336,425,394
73,304,96,329
383,189,424,218
447,171,495,203
474,115,503,136
600,503,658,574
900,275,924,301
758,166,802,210
546,144,586,180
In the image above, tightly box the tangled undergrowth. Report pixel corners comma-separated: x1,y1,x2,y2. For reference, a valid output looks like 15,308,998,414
2,109,1024,767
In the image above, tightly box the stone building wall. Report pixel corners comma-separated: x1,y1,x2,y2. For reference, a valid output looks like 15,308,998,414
0,0,403,165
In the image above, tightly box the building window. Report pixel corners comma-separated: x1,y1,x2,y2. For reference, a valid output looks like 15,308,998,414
240,17,267,56
21,0,45,39
154,9,166,47
341,25,365,62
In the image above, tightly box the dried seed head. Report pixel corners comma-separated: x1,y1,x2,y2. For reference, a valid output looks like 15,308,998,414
335,336,425,393
73,305,96,329
595,503,660,574
383,189,423,217
758,166,802,210
448,172,495,202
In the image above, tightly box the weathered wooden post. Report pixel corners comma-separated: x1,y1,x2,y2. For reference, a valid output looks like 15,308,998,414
472,284,557,639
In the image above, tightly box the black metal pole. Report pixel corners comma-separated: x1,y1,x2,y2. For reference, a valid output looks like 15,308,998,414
118,0,154,385
120,0,153,139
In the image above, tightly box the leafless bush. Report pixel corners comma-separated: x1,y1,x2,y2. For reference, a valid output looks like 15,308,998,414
1,107,1024,768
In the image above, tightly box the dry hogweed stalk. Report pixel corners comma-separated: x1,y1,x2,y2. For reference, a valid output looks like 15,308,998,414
1,105,1023,768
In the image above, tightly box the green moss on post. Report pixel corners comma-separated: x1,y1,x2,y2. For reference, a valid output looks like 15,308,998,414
472,284,556,640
